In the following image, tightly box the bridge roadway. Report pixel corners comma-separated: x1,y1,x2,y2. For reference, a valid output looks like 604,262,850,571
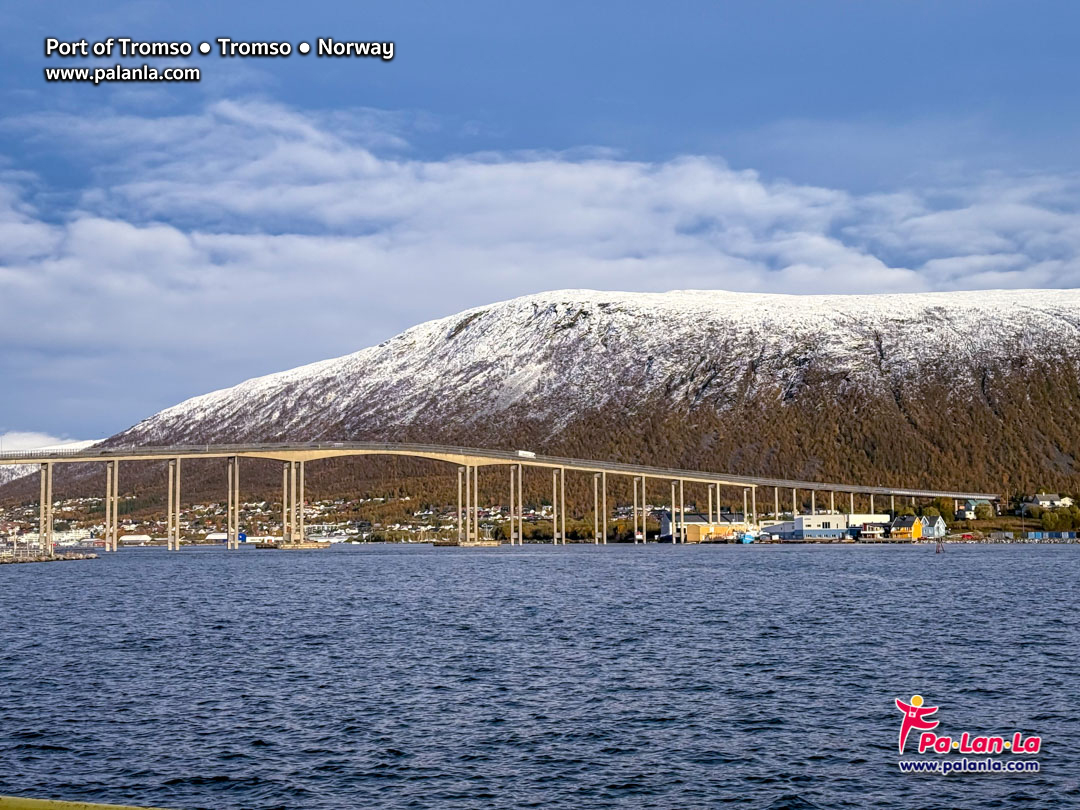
0,441,1000,553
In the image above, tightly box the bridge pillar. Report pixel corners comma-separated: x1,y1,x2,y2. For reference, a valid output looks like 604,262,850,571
472,465,480,542
112,461,119,552
174,458,184,550
641,477,647,543
464,464,472,542
751,487,757,527
601,471,607,544
509,465,516,544
299,461,306,543
174,458,182,551
891,494,895,515
39,462,54,557
38,463,46,556
167,458,182,551
47,462,54,555
670,481,677,543
673,481,682,546
167,460,174,550
774,486,779,520
281,463,288,542
593,474,600,544
632,477,640,544
830,491,835,515
708,484,714,525
560,467,566,544
870,494,875,514
792,488,798,517
228,457,234,550
549,469,558,544
811,490,816,515
291,461,300,542
104,460,118,552
458,466,464,542
517,464,524,544
743,488,748,530
104,460,112,552
282,459,300,544
226,456,240,550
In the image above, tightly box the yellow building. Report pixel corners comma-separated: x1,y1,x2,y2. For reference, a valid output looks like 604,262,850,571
683,516,748,543
662,511,752,542
889,515,923,540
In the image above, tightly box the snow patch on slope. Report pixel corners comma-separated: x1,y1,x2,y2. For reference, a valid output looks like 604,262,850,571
110,288,1080,446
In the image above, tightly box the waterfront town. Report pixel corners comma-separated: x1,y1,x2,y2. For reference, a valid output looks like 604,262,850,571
1,489,1076,556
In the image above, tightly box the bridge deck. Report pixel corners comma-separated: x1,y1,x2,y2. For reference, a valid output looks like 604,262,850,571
0,441,1000,500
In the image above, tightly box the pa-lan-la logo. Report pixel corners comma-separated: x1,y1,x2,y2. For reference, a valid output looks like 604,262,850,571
896,695,1041,756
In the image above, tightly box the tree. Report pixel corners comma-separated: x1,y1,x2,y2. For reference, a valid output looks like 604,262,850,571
1057,510,1075,531
1067,505,1080,528
1041,511,1059,532
898,506,916,517
922,506,940,518
974,503,994,521
931,498,955,523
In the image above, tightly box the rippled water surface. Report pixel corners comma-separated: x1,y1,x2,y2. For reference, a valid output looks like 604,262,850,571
1,544,1078,809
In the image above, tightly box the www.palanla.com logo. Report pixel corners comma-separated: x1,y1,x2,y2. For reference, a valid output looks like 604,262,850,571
894,694,1041,756
896,694,939,754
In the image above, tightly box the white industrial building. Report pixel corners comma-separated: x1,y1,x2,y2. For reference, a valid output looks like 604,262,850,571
759,513,892,542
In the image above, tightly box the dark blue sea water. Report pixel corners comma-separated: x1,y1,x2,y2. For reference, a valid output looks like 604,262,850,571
1,544,1077,810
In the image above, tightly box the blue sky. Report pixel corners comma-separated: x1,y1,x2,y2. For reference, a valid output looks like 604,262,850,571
2,1,1080,444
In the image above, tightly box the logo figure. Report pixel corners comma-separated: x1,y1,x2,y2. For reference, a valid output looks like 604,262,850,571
895,694,939,754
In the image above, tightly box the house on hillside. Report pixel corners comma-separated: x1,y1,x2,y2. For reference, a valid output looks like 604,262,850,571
889,515,923,541
920,514,947,539
957,498,995,520
1023,493,1074,511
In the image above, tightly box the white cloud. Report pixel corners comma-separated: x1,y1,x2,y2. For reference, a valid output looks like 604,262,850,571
2,99,1080,438
0,432,95,453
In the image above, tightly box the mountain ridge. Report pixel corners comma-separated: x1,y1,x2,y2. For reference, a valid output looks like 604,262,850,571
5,288,1080,501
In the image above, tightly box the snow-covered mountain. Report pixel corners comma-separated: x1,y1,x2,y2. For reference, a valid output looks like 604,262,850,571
101,288,1080,494
0,440,99,486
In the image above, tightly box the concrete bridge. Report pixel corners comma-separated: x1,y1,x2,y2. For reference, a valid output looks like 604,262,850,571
0,441,1001,553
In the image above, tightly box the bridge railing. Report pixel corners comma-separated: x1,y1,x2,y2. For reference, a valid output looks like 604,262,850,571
0,440,522,462
0,441,1001,500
